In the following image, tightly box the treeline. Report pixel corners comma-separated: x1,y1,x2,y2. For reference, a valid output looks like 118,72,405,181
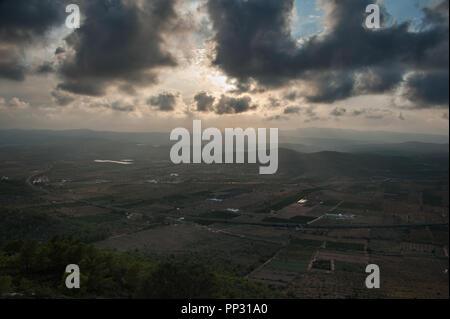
0,206,109,245
0,236,282,299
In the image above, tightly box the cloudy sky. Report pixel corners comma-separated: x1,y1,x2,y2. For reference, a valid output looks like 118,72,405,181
0,0,448,134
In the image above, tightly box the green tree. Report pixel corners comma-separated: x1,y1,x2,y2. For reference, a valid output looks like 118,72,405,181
138,257,218,299
0,275,12,295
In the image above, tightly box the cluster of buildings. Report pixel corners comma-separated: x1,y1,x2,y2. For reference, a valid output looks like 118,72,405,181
32,176,49,185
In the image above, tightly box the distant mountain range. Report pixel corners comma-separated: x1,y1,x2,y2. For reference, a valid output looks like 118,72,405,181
280,141,449,156
280,127,449,144
0,129,448,181
276,148,448,179
1,128,448,158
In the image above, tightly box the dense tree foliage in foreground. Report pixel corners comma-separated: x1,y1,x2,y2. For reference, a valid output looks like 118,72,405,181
0,206,109,245
0,236,281,299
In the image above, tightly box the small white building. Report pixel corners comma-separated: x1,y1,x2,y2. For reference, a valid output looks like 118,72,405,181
32,176,49,184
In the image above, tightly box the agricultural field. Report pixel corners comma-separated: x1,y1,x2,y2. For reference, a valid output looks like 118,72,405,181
0,132,448,299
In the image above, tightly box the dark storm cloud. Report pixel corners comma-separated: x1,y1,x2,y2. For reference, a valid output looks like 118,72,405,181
0,0,67,81
266,114,288,121
206,0,449,106
400,0,449,108
57,80,106,97
57,0,183,96
215,95,257,114
283,106,301,114
352,109,365,117
355,66,405,94
51,89,75,106
192,92,258,114
306,71,354,103
289,66,405,104
304,106,317,118
0,60,25,81
269,105,318,122
404,71,449,108
118,83,137,96
267,97,282,108
283,91,299,101
304,116,321,123
330,107,346,117
36,62,55,74
55,47,66,55
194,92,215,112
206,0,296,86
0,0,66,42
422,0,449,31
347,108,395,120
89,100,136,112
148,92,178,112
107,101,135,112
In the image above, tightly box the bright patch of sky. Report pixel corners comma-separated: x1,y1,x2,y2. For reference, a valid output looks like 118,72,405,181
384,0,428,28
383,0,432,32
291,0,430,39
291,0,325,39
